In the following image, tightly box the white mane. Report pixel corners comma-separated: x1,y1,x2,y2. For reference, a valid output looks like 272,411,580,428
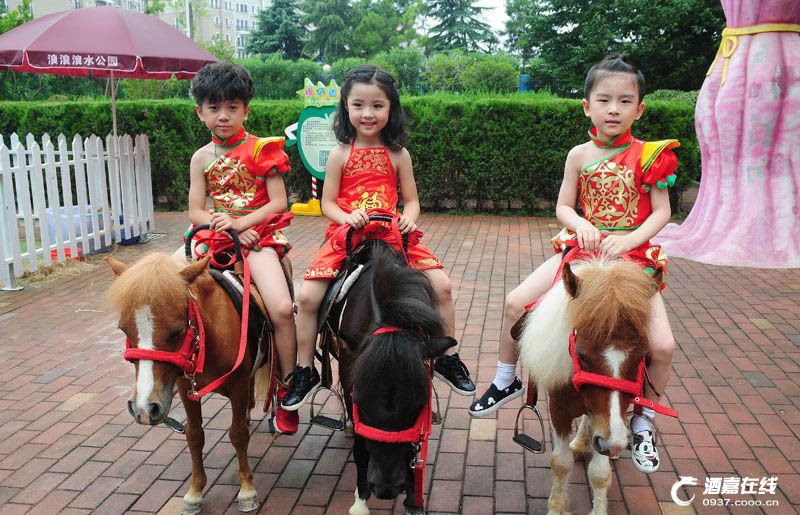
517,279,573,391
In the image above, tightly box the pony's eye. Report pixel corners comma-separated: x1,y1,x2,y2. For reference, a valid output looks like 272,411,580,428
169,327,185,340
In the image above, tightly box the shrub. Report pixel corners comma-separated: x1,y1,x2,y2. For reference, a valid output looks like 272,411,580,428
0,95,699,213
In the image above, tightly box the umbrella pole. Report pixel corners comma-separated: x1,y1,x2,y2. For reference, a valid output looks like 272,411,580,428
111,70,118,137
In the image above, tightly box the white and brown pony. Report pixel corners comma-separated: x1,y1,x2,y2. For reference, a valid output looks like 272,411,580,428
518,256,662,515
106,253,269,515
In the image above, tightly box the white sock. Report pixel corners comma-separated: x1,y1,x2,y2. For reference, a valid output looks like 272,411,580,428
631,407,656,433
493,362,517,390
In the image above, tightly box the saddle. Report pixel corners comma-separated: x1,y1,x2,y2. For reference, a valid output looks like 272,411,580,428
317,240,381,345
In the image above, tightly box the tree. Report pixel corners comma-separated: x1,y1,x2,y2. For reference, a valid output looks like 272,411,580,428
301,0,354,62
246,0,305,59
200,33,236,61
350,0,422,57
426,0,498,53
505,0,725,95
0,0,32,35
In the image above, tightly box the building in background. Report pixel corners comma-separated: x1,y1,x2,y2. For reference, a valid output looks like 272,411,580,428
2,0,265,57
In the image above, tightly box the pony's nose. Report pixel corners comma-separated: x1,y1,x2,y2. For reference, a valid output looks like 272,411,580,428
129,400,164,425
369,481,403,500
145,402,164,424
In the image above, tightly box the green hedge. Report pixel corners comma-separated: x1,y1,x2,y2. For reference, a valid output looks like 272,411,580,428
0,95,698,213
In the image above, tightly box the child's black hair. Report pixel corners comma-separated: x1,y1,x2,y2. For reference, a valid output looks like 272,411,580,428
584,53,646,102
190,61,254,106
333,64,407,151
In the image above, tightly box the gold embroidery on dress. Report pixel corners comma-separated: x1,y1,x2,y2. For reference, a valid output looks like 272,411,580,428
580,161,640,228
206,156,257,210
344,148,392,177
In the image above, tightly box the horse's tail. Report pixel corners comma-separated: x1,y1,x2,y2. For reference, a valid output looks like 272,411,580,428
369,242,444,338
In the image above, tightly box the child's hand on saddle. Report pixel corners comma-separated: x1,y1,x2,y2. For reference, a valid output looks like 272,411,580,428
237,228,259,248
345,209,369,230
397,215,417,235
209,212,235,232
574,219,601,253
600,234,635,258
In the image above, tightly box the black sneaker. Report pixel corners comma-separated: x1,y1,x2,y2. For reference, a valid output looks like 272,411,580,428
281,365,320,411
468,378,524,417
433,353,476,396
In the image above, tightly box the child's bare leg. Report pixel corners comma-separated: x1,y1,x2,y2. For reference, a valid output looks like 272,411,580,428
247,249,296,378
469,253,562,417
425,268,475,395
630,292,675,473
424,268,455,339
248,249,300,433
282,278,328,410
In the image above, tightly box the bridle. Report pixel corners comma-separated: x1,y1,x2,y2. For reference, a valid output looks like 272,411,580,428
351,325,433,507
123,296,206,396
569,330,678,418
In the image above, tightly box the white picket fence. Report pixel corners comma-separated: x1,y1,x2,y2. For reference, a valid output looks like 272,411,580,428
0,132,154,290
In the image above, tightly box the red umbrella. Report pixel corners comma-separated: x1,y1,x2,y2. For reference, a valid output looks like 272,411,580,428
0,6,217,134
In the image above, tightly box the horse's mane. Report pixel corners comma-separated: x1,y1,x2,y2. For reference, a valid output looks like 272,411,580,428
107,253,189,313
518,256,654,390
351,243,443,426
569,257,653,345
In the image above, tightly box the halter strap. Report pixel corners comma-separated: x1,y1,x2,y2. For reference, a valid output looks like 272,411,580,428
373,326,401,335
569,331,678,418
124,298,206,374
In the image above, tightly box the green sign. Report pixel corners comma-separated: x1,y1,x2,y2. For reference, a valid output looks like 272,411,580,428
285,78,341,180
295,105,337,180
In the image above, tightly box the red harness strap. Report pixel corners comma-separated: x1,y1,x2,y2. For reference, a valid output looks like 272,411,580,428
352,386,432,507
124,298,206,374
569,331,678,418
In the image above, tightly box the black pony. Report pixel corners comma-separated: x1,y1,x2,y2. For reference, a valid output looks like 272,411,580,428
333,239,455,514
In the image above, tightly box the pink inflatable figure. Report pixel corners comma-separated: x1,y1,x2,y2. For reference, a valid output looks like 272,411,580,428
655,0,800,267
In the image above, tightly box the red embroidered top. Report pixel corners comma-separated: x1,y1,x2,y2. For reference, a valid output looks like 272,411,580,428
325,143,399,239
580,128,679,230
205,127,291,215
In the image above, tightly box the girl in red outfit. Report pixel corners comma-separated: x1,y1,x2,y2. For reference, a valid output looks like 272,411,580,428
283,65,475,410
468,54,678,475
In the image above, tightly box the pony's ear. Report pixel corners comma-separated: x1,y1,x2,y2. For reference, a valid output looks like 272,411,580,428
105,256,128,276
562,262,580,298
425,336,457,359
180,257,210,284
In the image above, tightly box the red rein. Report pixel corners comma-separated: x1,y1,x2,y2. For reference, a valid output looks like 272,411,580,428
569,331,678,418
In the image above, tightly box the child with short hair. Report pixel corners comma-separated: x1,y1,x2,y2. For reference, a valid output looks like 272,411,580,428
282,64,476,409
469,54,678,474
185,61,299,434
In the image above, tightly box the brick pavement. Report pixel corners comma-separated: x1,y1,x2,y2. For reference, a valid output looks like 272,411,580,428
1,212,798,514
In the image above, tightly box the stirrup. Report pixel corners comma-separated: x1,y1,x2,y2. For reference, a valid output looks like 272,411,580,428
309,385,347,431
513,403,545,453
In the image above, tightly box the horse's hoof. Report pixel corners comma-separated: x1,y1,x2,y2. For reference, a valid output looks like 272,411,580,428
182,500,203,515
405,508,425,515
237,494,259,512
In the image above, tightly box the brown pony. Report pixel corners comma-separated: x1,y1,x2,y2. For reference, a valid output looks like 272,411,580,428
106,253,269,515
518,256,660,515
